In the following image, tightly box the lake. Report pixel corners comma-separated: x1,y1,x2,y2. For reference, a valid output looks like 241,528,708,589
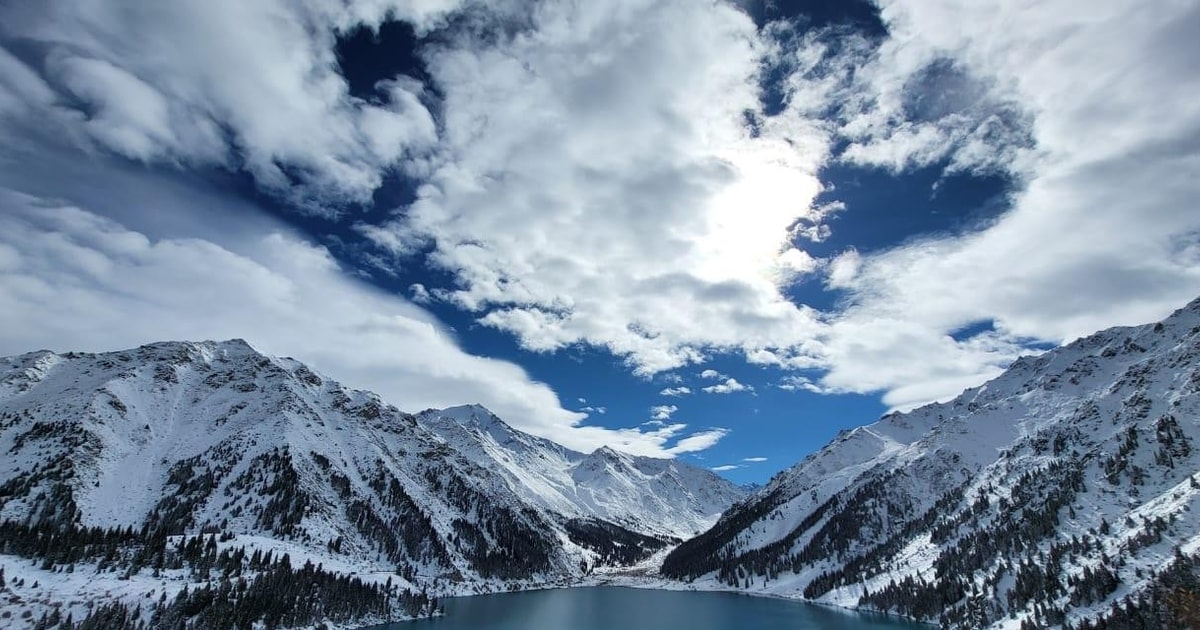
378,586,927,629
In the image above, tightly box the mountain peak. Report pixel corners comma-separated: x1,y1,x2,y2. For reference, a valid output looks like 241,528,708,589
127,338,263,364
663,294,1200,628
592,445,623,458
434,403,503,427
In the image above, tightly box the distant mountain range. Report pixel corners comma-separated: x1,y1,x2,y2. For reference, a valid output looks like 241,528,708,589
663,296,1200,629
0,340,741,629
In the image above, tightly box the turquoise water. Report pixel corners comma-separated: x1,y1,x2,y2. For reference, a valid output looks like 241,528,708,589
379,586,926,629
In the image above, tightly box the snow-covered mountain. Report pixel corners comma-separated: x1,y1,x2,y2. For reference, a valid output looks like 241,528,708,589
0,340,741,628
419,404,740,539
662,296,1200,629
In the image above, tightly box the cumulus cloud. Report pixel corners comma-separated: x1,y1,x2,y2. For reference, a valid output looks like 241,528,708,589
659,386,692,397
702,378,753,394
699,369,725,380
365,0,828,376
0,188,720,457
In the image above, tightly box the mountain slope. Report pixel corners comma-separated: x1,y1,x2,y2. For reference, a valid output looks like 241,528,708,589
420,404,741,539
662,296,1200,629
0,340,741,628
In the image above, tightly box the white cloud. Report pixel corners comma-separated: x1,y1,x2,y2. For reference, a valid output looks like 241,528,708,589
0,188,720,458
659,386,692,397
701,378,753,394
699,369,725,380
742,457,767,463
0,0,448,212
2,0,1196,426
777,375,835,394
369,0,828,376
711,465,740,472
650,405,679,421
408,283,433,304
667,429,730,455
789,0,1200,409
826,249,861,289
357,223,428,260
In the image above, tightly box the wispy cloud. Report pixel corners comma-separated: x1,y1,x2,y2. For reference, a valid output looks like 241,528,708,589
659,386,692,397
668,429,730,455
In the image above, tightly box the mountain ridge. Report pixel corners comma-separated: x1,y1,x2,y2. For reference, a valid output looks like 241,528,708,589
662,295,1200,629
0,339,741,628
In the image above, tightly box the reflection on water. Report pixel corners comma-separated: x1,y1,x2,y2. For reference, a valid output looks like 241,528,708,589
373,586,925,630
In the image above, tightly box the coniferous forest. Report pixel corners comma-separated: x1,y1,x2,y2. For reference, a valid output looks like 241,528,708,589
0,515,438,629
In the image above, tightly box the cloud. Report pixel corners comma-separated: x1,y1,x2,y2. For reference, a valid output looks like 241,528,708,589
699,369,725,380
3,0,1196,426
0,0,450,213
701,378,753,394
782,0,1200,409
0,188,719,458
777,375,835,394
711,465,740,472
362,0,828,376
650,405,679,421
667,429,730,455
825,249,861,289
742,457,767,463
408,283,433,304
659,386,692,397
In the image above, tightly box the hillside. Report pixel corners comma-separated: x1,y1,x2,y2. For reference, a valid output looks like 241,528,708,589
662,297,1200,629
0,340,741,629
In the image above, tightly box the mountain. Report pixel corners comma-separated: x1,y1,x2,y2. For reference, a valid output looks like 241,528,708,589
662,296,1200,629
0,340,741,629
419,404,739,539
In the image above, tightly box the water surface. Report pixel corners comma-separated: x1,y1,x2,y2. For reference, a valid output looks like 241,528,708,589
381,586,925,629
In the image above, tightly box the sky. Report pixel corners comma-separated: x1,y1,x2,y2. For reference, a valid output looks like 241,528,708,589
0,0,1198,484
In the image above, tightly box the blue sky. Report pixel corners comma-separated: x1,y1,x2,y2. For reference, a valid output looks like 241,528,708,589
0,0,1198,483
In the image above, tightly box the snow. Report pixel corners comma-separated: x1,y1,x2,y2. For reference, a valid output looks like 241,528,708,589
662,297,1200,628
0,339,743,626
418,405,742,539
